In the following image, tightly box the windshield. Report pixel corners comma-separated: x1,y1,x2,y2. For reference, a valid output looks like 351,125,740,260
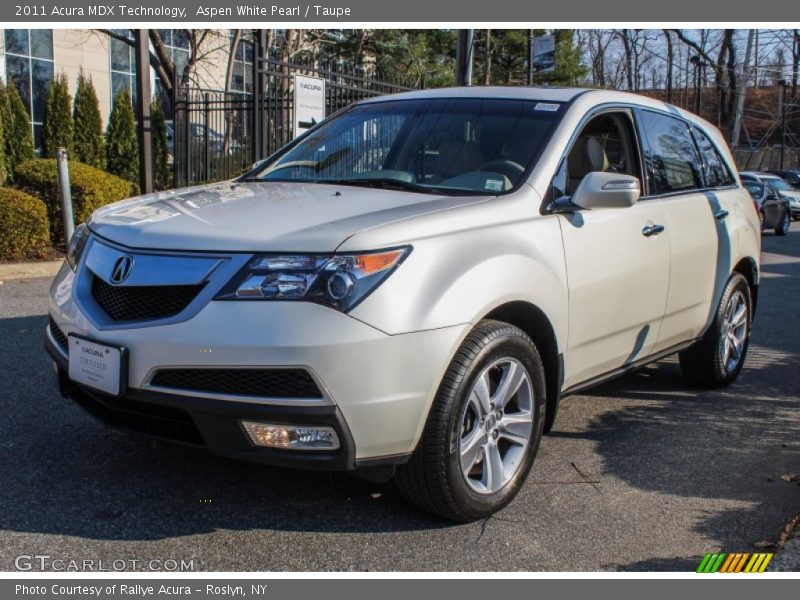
249,98,562,195
767,178,792,191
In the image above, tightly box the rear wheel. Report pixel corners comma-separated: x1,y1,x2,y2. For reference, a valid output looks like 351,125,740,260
395,320,545,522
679,273,751,388
775,209,790,236
759,210,766,231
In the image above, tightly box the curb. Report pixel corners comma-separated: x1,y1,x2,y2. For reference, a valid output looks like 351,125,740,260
0,260,63,282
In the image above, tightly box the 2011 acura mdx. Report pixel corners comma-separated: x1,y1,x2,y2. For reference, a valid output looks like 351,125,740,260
47,87,761,521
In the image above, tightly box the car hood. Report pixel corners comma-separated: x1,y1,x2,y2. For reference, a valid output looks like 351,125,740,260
89,181,490,252
780,190,800,201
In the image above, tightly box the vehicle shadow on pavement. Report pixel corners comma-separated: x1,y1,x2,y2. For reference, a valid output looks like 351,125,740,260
0,314,448,547
550,238,800,571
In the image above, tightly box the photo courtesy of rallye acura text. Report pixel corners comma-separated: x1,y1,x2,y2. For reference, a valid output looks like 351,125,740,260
47,87,760,522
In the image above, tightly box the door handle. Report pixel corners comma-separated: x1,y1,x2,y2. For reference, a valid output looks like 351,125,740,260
714,209,729,220
642,224,665,237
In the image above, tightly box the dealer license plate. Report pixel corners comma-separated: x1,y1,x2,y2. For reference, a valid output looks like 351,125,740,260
67,335,124,396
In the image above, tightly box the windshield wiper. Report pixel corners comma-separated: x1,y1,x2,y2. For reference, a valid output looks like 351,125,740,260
315,178,437,194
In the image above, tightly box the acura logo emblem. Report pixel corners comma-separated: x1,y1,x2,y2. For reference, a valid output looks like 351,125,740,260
111,255,133,284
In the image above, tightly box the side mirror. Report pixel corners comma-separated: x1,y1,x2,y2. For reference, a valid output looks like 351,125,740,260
250,158,268,171
571,172,641,209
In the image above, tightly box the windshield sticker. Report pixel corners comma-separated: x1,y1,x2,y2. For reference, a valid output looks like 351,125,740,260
534,102,560,112
485,179,505,192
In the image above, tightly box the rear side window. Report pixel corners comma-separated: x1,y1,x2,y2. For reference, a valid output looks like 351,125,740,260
638,110,703,195
690,125,735,188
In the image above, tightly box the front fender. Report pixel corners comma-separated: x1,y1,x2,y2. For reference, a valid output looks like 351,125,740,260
348,212,568,352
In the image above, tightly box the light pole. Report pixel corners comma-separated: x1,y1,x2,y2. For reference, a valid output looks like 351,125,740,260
455,30,474,86
527,30,535,86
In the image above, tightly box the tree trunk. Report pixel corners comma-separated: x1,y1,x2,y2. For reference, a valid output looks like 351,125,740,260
663,29,674,103
621,30,634,90
221,29,241,156
483,30,492,85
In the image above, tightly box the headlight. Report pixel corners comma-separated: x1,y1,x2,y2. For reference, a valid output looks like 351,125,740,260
66,223,89,271
215,246,410,312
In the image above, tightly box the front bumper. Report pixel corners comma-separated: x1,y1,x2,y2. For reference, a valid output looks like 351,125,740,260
48,263,468,468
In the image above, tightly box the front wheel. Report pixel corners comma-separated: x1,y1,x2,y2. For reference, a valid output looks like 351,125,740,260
775,209,790,236
679,273,751,388
395,320,545,522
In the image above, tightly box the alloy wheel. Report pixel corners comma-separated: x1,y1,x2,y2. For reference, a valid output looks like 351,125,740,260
458,357,534,494
720,290,748,375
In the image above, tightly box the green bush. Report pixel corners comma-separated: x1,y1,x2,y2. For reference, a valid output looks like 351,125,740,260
73,71,105,168
0,81,35,183
42,73,74,158
151,98,170,190
0,187,50,260
105,89,138,183
14,158,132,246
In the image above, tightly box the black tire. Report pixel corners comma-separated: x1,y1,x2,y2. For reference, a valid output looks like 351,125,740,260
395,320,546,522
775,209,790,236
678,273,752,388
759,210,766,231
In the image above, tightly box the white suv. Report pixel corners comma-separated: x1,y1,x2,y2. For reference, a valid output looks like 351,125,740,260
47,87,760,521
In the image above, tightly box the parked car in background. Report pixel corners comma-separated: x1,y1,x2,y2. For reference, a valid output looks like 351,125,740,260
743,181,791,235
740,171,800,220
47,88,761,521
766,169,800,190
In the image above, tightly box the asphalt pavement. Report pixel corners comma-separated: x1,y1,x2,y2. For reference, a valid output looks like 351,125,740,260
0,227,798,572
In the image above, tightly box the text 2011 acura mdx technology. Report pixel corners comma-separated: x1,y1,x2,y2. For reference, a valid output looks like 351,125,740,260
47,88,760,521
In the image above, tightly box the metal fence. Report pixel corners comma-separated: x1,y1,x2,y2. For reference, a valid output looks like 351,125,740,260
732,145,800,172
173,89,253,188
173,60,415,187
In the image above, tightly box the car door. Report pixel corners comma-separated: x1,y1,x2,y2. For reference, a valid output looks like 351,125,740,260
555,109,671,388
762,185,782,225
641,114,736,353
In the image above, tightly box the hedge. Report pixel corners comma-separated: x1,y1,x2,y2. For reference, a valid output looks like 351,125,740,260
14,158,134,246
0,187,50,261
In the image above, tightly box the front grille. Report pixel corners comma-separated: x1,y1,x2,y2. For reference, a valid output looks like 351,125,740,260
49,316,69,352
150,368,323,399
92,275,204,322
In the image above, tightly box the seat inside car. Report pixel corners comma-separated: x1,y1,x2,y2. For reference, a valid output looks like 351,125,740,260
437,129,485,179
567,136,609,194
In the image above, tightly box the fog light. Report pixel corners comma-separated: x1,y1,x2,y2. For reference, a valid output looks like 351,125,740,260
241,421,340,451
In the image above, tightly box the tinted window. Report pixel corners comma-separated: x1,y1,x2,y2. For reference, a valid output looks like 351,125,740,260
768,179,792,192
29,29,53,60
639,110,703,195
744,182,763,199
691,125,734,188
4,29,29,55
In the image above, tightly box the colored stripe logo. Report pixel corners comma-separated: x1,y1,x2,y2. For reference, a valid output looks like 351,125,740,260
696,552,773,573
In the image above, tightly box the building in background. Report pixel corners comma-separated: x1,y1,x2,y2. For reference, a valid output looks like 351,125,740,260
0,29,248,150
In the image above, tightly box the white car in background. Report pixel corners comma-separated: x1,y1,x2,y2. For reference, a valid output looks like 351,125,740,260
47,88,761,521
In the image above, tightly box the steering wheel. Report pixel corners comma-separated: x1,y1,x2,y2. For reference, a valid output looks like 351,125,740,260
477,160,526,181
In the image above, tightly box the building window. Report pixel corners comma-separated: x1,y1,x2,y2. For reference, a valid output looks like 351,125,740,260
231,32,253,93
4,29,54,151
109,29,136,106
158,29,191,84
